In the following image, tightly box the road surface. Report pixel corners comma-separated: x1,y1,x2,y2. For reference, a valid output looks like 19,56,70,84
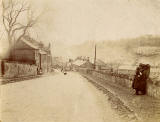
1,71,123,122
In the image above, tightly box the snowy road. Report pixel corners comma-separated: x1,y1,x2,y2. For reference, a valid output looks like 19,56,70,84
1,71,122,122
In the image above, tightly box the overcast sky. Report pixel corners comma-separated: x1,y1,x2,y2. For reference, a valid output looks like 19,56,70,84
1,0,160,56
29,0,160,44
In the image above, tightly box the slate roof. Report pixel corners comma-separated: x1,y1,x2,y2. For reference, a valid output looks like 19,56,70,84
72,60,86,66
18,36,50,53
21,38,39,49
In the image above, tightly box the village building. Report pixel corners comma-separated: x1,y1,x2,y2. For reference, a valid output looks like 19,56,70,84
90,58,108,70
10,36,52,74
80,61,94,69
72,59,94,71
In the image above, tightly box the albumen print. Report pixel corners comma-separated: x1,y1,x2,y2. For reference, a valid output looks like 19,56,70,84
0,0,160,122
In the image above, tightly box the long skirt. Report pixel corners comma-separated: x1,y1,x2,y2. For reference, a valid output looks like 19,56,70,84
132,77,147,92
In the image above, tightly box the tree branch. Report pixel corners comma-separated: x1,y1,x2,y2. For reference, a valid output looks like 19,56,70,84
12,3,29,26
16,26,28,43
11,25,26,36
2,16,9,32
2,0,39,46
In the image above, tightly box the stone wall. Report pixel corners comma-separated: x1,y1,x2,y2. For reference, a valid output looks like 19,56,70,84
80,69,160,99
91,70,133,88
1,61,37,78
147,82,160,98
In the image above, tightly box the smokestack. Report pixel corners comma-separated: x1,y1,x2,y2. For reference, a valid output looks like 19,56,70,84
94,44,96,69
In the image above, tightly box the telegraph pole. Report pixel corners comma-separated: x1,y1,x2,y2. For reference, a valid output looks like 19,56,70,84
94,44,96,69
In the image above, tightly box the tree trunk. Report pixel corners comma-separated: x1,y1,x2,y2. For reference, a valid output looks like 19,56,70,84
7,34,13,60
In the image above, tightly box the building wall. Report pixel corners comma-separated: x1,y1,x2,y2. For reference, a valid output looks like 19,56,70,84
47,55,52,72
11,50,52,74
11,49,36,64
41,55,47,73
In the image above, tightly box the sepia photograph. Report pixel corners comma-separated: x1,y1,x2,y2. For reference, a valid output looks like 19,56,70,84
0,0,160,122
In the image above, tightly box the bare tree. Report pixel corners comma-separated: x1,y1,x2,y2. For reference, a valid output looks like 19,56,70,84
2,0,39,48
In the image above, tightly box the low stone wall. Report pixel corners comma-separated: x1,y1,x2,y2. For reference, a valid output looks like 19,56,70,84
91,70,133,88
80,69,160,99
77,68,91,74
2,61,37,78
147,81,160,98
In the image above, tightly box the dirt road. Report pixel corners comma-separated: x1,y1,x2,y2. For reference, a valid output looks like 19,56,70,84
1,71,122,122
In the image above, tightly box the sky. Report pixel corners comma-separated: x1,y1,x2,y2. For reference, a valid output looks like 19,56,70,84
29,0,160,44
1,0,160,57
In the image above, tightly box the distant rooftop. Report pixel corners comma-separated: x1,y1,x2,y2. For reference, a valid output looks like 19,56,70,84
73,60,86,66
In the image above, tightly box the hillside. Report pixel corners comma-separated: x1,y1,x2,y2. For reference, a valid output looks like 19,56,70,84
69,35,160,65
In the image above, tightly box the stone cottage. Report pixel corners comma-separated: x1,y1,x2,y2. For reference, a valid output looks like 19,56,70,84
10,36,52,74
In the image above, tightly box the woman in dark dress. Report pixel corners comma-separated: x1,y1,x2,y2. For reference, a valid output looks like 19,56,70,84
132,64,150,95
132,66,142,95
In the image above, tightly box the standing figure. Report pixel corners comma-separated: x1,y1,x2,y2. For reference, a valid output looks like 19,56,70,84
61,67,63,72
132,66,141,95
132,64,150,95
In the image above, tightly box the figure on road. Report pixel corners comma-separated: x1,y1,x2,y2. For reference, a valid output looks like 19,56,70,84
61,67,63,72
